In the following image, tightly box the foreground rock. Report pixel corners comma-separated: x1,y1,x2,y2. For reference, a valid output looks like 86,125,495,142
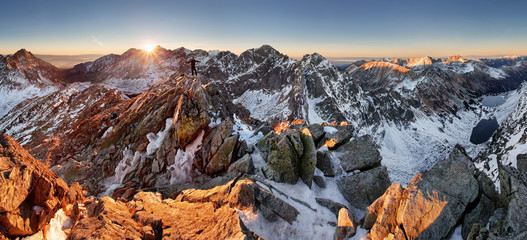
334,208,356,240
336,135,382,172
337,166,391,209
257,129,317,187
470,163,527,239
69,178,297,239
0,134,70,237
363,145,479,240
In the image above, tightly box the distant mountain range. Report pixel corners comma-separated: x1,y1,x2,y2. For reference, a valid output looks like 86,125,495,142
2,45,527,239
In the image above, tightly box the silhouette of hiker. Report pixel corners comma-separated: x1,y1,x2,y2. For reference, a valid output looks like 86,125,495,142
187,57,200,76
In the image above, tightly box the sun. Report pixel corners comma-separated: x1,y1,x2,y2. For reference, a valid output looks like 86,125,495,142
143,44,156,53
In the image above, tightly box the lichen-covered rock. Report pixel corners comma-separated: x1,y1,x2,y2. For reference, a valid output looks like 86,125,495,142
461,173,498,239
205,134,239,174
337,166,391,209
299,128,317,188
172,81,211,149
336,135,382,172
0,134,69,237
260,132,300,184
228,154,254,174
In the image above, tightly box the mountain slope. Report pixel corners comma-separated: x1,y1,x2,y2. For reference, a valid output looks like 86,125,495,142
0,49,63,117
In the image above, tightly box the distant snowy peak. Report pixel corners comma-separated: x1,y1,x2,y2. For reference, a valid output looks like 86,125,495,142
2,48,63,86
405,56,433,69
358,60,410,73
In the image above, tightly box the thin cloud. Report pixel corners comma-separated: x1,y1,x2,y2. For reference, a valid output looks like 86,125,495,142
91,36,104,47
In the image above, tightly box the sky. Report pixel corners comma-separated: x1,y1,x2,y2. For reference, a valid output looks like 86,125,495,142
1,0,527,58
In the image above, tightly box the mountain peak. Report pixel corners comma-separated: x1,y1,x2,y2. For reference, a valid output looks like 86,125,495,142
360,60,410,73
12,48,35,59
406,56,433,68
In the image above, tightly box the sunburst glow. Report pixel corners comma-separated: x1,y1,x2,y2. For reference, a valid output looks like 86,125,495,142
143,44,156,53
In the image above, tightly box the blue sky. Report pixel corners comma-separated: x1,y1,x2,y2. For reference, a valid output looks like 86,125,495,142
1,0,527,57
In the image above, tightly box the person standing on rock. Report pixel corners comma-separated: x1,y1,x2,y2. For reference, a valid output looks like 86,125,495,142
187,57,200,76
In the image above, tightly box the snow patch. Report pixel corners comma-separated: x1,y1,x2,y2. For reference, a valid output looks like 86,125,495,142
233,114,263,146
146,118,173,155
168,130,204,184
234,86,292,121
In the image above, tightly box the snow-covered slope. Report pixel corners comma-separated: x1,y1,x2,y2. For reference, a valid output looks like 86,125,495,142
475,83,527,184
0,49,62,117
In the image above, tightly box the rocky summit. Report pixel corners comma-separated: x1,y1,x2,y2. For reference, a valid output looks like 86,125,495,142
1,45,527,239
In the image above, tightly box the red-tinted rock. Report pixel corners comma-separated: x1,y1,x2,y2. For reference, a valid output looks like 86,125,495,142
0,134,69,237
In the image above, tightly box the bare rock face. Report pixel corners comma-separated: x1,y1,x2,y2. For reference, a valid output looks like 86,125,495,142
0,134,69,237
317,125,354,149
363,145,479,240
69,178,293,239
68,197,144,240
363,183,405,239
336,135,382,172
337,166,391,209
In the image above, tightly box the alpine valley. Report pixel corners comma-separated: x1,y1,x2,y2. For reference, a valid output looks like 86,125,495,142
1,45,527,240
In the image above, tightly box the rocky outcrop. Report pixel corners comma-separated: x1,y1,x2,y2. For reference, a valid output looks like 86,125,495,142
0,134,70,237
316,150,335,177
479,163,527,239
69,178,296,239
336,135,382,172
461,173,498,239
517,153,527,172
338,166,391,209
317,125,353,149
363,145,479,240
257,129,317,187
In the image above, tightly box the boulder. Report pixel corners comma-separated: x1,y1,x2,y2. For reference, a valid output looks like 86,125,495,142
172,80,211,149
337,166,391,209
517,153,527,172
299,128,317,188
364,145,479,240
494,164,527,237
397,146,478,240
307,124,325,144
461,173,498,239
0,134,69,237
334,208,356,240
315,198,346,216
205,134,239,174
228,154,254,174
258,131,301,184
317,125,353,149
462,194,495,239
363,183,405,240
336,135,382,172
316,150,335,177
175,178,299,224
313,176,326,188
